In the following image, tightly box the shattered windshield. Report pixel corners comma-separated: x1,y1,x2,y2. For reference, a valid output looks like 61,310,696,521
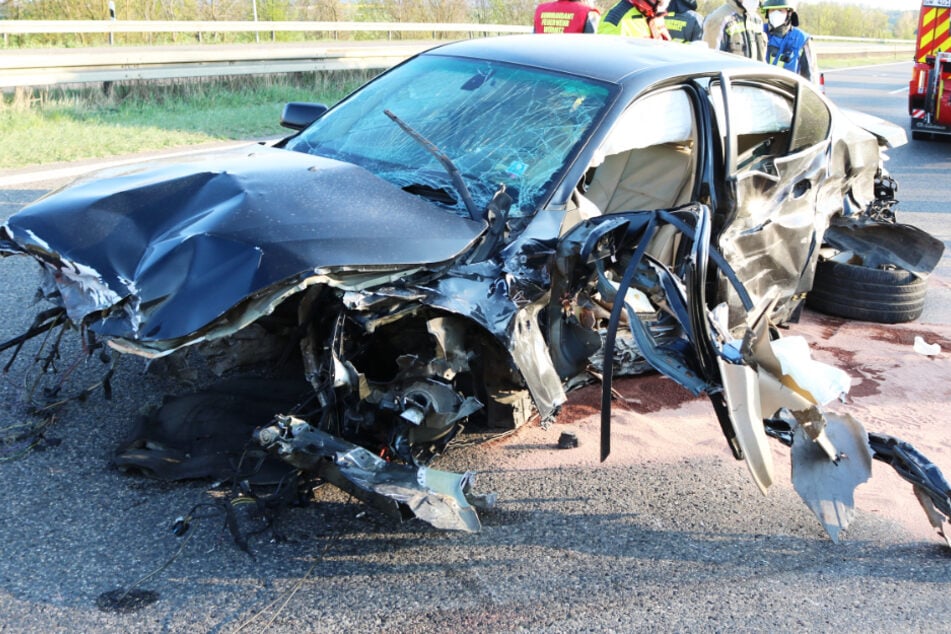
286,54,613,219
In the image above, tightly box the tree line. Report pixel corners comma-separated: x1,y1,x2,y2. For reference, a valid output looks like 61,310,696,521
0,1,921,47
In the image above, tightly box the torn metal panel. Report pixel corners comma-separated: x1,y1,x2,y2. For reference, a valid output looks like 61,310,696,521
790,412,872,543
509,302,568,421
763,416,951,545
500,209,563,295
414,261,518,339
914,487,951,548
827,113,887,210
868,433,951,547
256,416,493,532
718,357,774,494
715,297,852,499
717,144,830,327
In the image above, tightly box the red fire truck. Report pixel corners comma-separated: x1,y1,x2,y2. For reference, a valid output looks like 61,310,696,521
909,0,951,139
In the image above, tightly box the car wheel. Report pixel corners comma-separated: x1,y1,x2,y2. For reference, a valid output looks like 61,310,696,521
806,259,927,324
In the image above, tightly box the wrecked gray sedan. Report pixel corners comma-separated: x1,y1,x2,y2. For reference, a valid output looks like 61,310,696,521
2,35,949,544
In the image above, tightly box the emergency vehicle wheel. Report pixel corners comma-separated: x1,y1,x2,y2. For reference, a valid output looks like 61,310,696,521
806,259,927,324
912,130,934,141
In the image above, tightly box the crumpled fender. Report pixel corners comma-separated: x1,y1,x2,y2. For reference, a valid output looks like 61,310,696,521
823,220,945,278
0,146,485,344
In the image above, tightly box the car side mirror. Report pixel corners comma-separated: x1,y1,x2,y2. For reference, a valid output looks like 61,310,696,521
280,102,329,130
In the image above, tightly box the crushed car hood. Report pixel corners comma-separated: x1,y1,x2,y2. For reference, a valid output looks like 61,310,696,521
1,146,485,343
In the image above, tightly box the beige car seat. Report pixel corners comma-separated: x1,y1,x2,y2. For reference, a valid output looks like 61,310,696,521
585,142,695,214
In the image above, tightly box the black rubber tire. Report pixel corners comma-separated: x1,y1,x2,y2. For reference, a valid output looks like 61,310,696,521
911,130,932,141
806,259,927,324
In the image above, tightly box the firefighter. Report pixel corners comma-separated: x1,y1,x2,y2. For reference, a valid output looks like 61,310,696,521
702,0,767,61
762,0,817,81
597,0,672,40
666,0,704,43
533,0,601,34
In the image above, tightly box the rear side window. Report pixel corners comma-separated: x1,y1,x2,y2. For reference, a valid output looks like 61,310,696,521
710,78,831,173
711,82,794,170
789,82,832,153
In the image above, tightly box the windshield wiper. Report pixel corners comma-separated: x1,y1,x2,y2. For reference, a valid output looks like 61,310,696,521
383,109,481,222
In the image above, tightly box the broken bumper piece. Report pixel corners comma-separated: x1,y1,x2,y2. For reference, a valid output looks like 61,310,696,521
764,414,951,545
256,416,496,533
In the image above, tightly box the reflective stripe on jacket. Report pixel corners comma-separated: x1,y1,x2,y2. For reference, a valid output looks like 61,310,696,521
666,10,704,42
597,0,670,39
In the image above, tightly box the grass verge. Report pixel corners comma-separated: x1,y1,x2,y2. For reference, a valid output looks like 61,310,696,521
0,71,375,170
817,53,909,69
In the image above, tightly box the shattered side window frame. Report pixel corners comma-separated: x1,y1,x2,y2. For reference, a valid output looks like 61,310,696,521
709,78,796,173
575,85,701,219
788,81,833,154
708,75,832,177
594,86,698,160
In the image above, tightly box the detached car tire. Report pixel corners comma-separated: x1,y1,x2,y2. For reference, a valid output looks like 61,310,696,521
806,259,927,324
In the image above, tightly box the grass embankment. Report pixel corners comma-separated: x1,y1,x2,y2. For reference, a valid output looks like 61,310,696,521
0,72,374,171
818,54,908,69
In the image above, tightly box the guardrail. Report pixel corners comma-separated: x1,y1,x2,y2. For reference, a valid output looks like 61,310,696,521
814,35,914,56
0,42,443,88
0,19,530,41
0,20,531,89
0,21,915,90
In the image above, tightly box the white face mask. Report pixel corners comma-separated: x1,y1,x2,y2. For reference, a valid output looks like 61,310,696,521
768,9,788,28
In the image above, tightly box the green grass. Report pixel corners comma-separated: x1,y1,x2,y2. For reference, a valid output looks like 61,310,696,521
817,53,910,70
0,72,374,170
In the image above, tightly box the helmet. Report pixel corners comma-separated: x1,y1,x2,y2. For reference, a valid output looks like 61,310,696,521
761,0,799,26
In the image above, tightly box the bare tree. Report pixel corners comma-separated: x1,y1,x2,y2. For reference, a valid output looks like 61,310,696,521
472,0,535,26
427,0,468,23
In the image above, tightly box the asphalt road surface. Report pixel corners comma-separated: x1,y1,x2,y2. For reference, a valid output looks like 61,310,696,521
0,61,949,633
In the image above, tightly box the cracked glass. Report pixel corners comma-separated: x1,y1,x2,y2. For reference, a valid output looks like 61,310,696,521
286,54,613,219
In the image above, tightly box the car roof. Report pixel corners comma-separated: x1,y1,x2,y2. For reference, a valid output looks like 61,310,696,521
423,34,774,86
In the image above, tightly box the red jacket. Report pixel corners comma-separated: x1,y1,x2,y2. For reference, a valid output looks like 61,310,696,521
534,1,599,34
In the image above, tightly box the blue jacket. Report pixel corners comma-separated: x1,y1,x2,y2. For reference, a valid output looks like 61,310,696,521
766,27,808,73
